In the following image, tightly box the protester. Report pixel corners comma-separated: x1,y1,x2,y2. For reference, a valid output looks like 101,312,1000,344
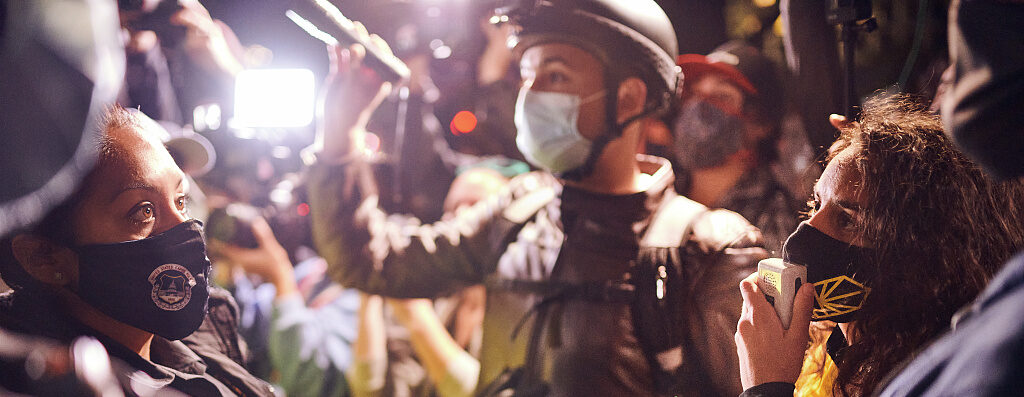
305,0,767,395
734,94,1024,396
673,41,802,252
0,106,273,396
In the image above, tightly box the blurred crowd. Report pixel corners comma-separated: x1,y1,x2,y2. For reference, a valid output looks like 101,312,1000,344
1,0,1023,396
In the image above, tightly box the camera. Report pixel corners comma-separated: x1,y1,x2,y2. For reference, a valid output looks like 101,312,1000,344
204,181,315,265
205,203,261,249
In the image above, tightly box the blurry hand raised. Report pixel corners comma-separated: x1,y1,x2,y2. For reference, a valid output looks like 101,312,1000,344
317,22,394,160
170,0,244,77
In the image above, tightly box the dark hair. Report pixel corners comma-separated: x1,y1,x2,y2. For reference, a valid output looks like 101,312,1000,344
0,106,133,290
824,94,1024,395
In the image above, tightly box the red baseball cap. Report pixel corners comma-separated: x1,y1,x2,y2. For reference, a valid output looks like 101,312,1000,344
677,40,783,119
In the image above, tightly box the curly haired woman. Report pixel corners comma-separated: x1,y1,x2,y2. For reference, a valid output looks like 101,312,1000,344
735,94,1024,396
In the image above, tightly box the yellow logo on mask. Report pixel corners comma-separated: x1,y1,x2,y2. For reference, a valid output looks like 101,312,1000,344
811,275,870,320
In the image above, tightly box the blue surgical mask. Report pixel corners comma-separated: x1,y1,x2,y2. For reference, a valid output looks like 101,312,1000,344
514,88,604,174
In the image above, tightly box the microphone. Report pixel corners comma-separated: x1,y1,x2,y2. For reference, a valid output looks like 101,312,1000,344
286,0,410,83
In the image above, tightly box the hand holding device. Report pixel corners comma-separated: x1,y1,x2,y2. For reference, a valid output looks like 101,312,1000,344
737,271,815,389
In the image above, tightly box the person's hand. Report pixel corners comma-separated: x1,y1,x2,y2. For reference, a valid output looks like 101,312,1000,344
735,272,815,390
829,113,859,131
386,297,436,328
170,0,243,77
477,17,514,86
208,216,296,298
317,23,394,160
480,17,512,47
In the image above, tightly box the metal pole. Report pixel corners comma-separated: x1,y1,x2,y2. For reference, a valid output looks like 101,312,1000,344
843,22,858,119
392,86,410,205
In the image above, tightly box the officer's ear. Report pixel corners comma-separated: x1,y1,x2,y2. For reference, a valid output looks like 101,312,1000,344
615,77,648,124
11,234,78,287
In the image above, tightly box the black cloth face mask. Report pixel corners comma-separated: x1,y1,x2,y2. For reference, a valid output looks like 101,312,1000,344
782,222,873,323
73,220,211,340
673,99,746,170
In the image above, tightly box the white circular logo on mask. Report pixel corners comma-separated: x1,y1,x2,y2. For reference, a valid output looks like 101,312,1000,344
148,264,197,311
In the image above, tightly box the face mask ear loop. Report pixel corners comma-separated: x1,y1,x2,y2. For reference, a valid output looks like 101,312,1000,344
561,72,665,181
560,132,614,180
579,90,607,105
558,72,620,181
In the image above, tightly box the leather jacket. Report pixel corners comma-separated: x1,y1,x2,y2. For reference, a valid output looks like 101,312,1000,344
0,287,274,396
307,155,767,396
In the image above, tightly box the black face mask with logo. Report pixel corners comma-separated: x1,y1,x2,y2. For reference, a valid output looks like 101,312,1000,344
73,220,211,340
782,222,874,364
781,222,873,324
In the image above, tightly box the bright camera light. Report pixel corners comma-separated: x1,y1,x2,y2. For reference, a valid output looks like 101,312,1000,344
233,69,315,128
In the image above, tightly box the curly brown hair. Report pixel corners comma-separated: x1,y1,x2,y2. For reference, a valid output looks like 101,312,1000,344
822,94,1024,395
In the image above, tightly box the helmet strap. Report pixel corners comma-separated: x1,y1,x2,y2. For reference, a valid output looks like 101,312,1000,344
559,74,666,181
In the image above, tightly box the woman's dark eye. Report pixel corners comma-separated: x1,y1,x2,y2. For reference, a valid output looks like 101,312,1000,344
835,211,852,226
837,209,860,231
130,204,155,223
177,195,192,216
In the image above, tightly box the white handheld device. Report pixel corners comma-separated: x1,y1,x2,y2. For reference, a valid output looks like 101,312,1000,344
757,258,807,329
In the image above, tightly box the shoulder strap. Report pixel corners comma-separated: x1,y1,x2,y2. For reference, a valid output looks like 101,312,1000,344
640,195,709,249
633,195,714,394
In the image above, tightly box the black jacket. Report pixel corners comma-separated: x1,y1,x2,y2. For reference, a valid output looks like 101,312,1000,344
308,155,767,396
0,287,274,396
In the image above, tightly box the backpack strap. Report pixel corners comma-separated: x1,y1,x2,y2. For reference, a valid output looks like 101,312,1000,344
475,183,560,397
487,278,637,304
485,190,713,396
634,195,711,395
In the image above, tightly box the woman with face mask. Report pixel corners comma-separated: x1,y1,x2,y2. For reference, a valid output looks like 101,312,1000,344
734,95,1024,396
0,106,273,396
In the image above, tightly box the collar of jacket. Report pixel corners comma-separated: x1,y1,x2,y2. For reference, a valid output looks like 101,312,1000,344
559,154,675,225
0,289,209,380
